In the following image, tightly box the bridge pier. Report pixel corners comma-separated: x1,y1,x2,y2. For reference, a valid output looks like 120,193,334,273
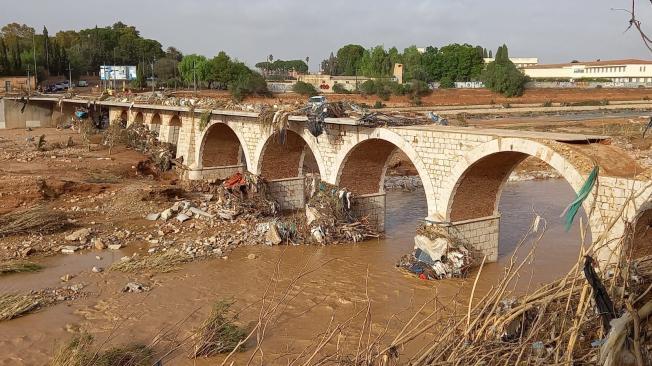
427,215,500,262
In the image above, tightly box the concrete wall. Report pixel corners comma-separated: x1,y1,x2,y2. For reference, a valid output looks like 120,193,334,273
2,99,54,129
267,177,306,211
0,99,5,129
199,165,244,180
352,193,387,232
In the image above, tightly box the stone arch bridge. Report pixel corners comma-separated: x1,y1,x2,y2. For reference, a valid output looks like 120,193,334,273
11,97,652,264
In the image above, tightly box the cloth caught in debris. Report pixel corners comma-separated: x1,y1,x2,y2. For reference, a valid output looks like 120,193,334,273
560,166,598,231
223,172,247,190
583,256,615,333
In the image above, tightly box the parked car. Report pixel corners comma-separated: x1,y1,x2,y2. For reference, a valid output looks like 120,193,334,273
77,80,88,87
307,96,326,108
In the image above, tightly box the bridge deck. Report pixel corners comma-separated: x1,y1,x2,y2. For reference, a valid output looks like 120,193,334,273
10,96,609,142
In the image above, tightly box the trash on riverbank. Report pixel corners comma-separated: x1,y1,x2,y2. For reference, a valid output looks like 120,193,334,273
0,205,69,237
190,300,247,358
397,225,480,280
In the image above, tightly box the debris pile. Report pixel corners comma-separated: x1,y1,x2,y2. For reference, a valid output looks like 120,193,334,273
122,123,176,172
0,283,85,321
302,179,380,244
397,224,480,280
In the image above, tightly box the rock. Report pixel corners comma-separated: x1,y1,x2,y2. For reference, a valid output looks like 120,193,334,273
189,207,214,219
108,243,123,250
91,266,103,273
122,282,150,293
60,274,73,282
414,235,449,262
61,245,79,254
120,256,131,262
265,223,282,245
65,228,91,242
69,283,84,292
92,238,106,250
247,253,257,260
160,209,173,221
176,213,191,222
146,213,160,221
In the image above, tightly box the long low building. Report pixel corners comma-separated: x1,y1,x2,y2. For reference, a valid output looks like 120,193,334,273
522,59,652,82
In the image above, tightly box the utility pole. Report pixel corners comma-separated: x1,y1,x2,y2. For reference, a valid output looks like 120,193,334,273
151,59,155,93
26,65,31,94
67,62,72,91
32,33,38,86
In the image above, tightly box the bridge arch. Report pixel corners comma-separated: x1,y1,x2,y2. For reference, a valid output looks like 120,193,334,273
168,115,182,146
196,121,250,170
150,113,162,134
132,111,144,125
331,128,437,217
253,127,326,179
440,138,599,237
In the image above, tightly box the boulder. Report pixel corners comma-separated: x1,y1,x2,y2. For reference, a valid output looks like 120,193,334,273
160,209,173,221
65,228,91,242
145,213,160,221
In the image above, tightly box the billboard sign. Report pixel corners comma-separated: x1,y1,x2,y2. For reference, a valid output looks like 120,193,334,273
100,66,137,81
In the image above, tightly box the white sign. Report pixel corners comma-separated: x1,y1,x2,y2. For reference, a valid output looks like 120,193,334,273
100,66,137,81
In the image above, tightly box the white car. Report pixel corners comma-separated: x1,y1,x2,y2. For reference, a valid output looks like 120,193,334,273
308,96,326,108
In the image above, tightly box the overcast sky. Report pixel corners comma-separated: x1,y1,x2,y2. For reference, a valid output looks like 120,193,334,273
3,0,652,71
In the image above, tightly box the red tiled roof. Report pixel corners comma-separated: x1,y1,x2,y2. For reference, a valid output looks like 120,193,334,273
524,59,652,69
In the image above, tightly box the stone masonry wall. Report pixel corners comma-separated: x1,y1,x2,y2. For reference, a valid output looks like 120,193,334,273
200,165,244,180
352,193,387,232
267,177,306,211
439,215,500,262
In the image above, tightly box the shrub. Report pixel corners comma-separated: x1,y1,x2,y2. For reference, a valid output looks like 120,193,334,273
332,83,350,94
373,100,385,109
292,81,318,96
439,76,455,88
228,72,270,102
359,80,376,95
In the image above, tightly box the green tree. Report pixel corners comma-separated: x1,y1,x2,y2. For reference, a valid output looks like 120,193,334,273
178,54,208,86
335,44,365,76
481,44,528,97
359,45,392,77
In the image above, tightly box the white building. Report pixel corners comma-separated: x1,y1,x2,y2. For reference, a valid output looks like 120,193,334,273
483,57,539,68
522,59,652,82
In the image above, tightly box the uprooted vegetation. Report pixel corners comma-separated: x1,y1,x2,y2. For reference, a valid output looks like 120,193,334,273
0,260,43,275
0,205,69,237
50,334,154,366
190,300,247,358
0,293,40,321
110,250,190,274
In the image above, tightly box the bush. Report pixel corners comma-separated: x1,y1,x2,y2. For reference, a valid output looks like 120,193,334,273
228,72,270,102
439,76,455,88
292,81,318,96
373,100,385,109
332,83,350,94
406,80,432,97
359,80,376,95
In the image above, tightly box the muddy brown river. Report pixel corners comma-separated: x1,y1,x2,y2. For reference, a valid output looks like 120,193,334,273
0,179,588,365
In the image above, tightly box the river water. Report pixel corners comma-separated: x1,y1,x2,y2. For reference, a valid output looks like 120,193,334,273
0,179,588,365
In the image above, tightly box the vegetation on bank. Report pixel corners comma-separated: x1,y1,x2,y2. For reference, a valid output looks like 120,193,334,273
482,44,528,97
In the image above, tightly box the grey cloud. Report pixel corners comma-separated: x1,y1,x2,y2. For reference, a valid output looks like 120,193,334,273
2,0,652,70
